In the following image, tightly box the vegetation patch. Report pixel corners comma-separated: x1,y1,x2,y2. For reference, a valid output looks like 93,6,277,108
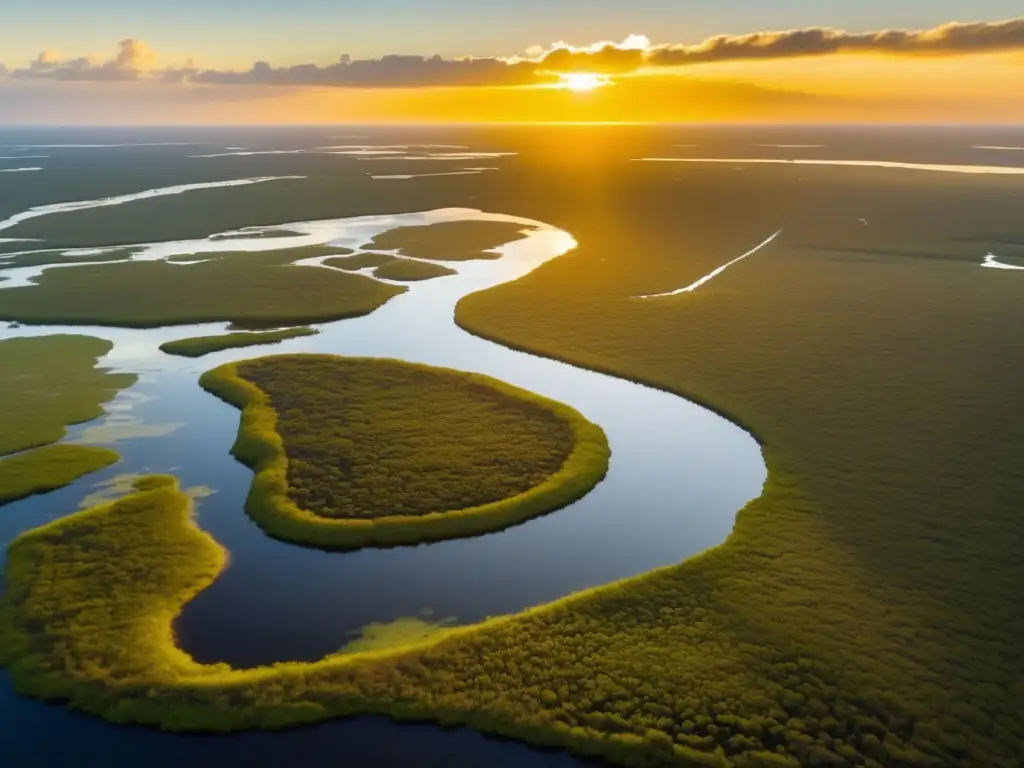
0,252,404,328
164,245,350,264
364,220,532,261
324,252,396,271
0,445,119,507
0,248,138,270
2,474,817,768
373,260,457,282
0,335,136,456
199,354,609,548
338,616,458,655
159,328,318,358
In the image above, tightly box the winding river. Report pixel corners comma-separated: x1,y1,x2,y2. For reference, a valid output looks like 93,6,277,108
0,207,766,763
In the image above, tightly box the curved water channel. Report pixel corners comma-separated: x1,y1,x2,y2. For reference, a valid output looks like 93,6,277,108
0,207,766,762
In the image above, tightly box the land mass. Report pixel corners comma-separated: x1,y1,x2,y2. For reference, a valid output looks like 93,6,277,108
0,335,136,456
0,444,120,507
200,354,609,548
159,328,319,358
373,260,457,282
0,251,404,328
364,220,532,261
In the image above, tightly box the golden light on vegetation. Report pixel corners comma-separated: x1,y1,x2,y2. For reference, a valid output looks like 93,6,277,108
557,72,609,92
200,355,610,548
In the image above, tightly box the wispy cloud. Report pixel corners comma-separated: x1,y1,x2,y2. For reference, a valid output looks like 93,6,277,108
1,19,1022,88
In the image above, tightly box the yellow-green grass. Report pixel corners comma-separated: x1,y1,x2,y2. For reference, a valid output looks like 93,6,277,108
364,220,532,261
445,185,1024,764
0,445,120,507
373,260,457,282
199,354,609,548
0,335,136,456
159,328,318,358
2,475,811,768
0,252,404,328
338,616,458,655
324,252,396,271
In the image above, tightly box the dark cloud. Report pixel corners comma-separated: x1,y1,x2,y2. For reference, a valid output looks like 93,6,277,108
177,54,539,88
648,18,1024,66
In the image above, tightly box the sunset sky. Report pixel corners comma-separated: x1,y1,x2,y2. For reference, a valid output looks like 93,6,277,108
1,1,1022,124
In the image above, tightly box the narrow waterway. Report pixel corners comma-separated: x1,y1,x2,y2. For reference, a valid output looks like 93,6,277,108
0,206,766,761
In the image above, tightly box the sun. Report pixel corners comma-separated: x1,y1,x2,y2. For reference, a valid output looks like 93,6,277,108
558,73,608,92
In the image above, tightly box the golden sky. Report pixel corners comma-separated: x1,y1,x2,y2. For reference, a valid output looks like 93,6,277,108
2,18,1022,124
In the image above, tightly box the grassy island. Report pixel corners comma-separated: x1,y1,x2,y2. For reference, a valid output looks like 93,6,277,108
374,260,457,281
324,252,396,271
0,335,136,456
0,335,131,506
0,445,120,507
159,328,318,358
199,354,609,548
364,220,533,261
0,252,404,328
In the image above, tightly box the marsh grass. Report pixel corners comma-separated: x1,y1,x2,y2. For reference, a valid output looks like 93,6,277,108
324,252,396,271
0,445,119,506
199,354,610,548
159,328,318,358
0,252,404,328
0,335,136,456
364,221,532,261
373,260,457,281
338,616,458,655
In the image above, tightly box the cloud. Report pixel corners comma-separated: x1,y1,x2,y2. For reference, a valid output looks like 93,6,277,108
647,18,1024,65
178,54,539,88
3,18,1023,89
10,39,155,81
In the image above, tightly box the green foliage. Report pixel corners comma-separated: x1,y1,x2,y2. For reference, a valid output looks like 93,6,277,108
365,220,532,261
0,477,229,696
324,252,396,271
0,252,404,328
0,445,119,506
0,335,136,456
200,354,609,548
159,328,318,358
373,259,457,281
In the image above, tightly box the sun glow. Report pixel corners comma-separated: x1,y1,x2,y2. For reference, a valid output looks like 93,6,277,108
558,73,608,92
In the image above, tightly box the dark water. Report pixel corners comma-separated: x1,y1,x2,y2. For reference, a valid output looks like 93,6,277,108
0,672,600,767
